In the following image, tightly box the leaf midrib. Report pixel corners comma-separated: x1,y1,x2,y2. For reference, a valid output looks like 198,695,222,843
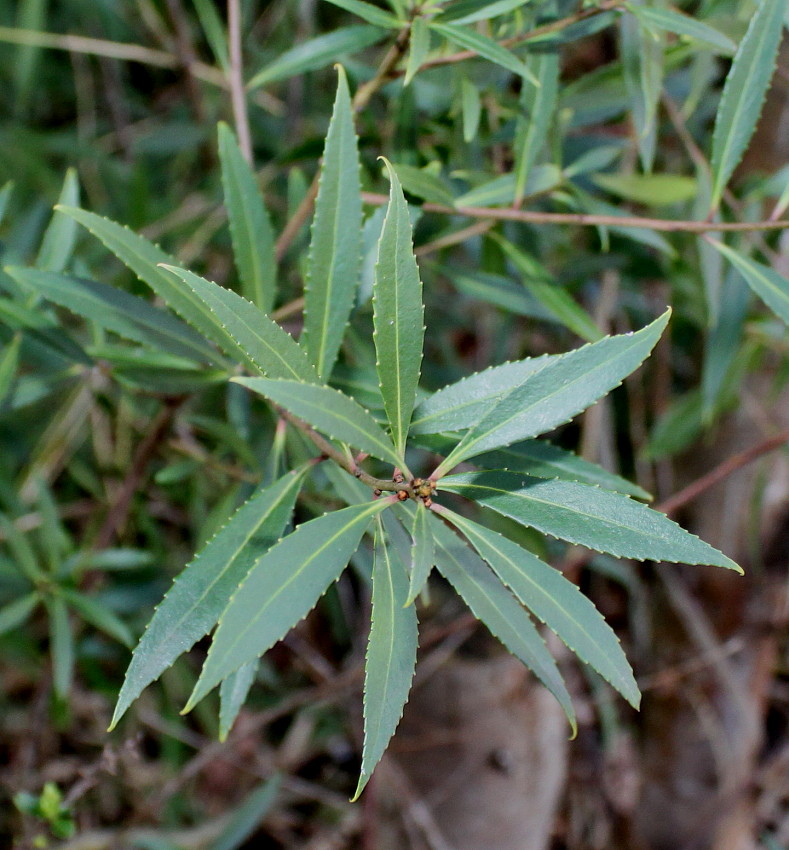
208,501,385,674
450,512,633,696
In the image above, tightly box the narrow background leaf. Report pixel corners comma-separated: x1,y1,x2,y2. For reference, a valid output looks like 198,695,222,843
218,122,277,314
709,0,785,208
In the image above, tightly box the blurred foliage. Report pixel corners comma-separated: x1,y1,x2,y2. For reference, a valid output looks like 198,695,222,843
0,0,787,847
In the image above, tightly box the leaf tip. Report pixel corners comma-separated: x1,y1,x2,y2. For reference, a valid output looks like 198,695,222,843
350,773,368,802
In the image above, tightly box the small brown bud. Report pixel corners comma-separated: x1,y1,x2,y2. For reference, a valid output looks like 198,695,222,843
373,489,382,497
397,490,409,501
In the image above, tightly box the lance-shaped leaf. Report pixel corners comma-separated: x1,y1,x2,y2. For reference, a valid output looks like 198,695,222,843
404,15,430,85
430,515,576,732
709,241,789,325
56,207,225,365
439,470,741,571
439,507,639,707
302,67,363,380
4,268,211,364
438,0,534,24
709,0,785,209
627,5,736,56
431,22,538,84
36,168,80,273
473,440,652,500
233,378,404,468
324,0,401,27
435,311,670,474
159,265,320,382
410,354,554,436
514,49,559,204
248,26,385,89
219,659,258,742
47,595,75,699
353,521,418,799
218,123,277,314
373,159,425,459
184,498,392,711
405,503,434,606
110,468,308,729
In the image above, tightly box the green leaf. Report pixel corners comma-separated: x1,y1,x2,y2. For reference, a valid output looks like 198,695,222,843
435,311,670,473
233,378,405,468
218,123,277,314
193,0,229,71
323,0,401,27
247,26,385,89
110,468,308,729
454,165,561,206
709,0,785,209
643,389,703,461
0,332,21,404
0,512,43,582
0,181,13,227
36,168,80,272
213,779,282,850
404,16,431,85
60,589,134,648
184,498,392,711
373,160,425,460
621,7,663,171
627,5,736,56
430,22,538,85
514,49,559,204
353,520,418,799
709,241,789,325
440,508,639,707
592,173,697,206
0,592,39,637
4,268,212,363
460,76,482,142
302,67,363,380
473,440,652,500
430,514,576,732
159,265,321,382
411,354,554,435
218,660,258,742
46,595,74,699
439,470,741,570
391,163,455,206
492,235,602,342
438,0,534,25
55,207,225,366
405,502,434,606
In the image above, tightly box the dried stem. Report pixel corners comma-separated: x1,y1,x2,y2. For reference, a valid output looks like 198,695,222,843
227,0,253,163
277,409,411,495
360,191,789,233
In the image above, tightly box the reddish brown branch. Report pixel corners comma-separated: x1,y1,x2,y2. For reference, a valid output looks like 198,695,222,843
361,191,789,233
656,426,789,516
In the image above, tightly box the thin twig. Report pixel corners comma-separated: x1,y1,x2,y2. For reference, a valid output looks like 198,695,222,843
93,398,185,550
407,0,624,76
655,426,789,516
227,0,253,164
360,191,789,233
277,408,411,493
